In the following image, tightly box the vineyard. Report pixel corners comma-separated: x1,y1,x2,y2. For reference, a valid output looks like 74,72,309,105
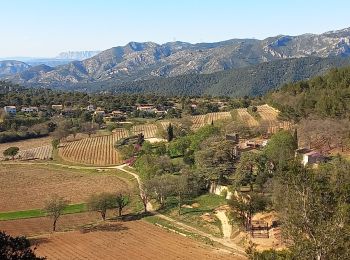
191,115,206,130
191,112,232,130
34,221,238,260
59,129,128,166
159,121,170,130
205,112,232,124
18,145,52,160
257,105,293,133
131,124,158,138
236,108,259,127
0,136,52,160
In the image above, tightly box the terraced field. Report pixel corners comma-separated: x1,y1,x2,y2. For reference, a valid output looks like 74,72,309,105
257,104,292,133
159,121,170,130
59,129,128,166
206,112,232,124
236,108,259,127
131,124,158,138
15,145,53,160
191,115,207,130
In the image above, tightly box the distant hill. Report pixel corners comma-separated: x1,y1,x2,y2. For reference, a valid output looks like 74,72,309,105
59,56,350,97
2,27,350,86
0,60,31,77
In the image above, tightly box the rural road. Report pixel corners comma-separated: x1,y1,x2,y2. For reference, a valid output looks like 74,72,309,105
2,161,246,257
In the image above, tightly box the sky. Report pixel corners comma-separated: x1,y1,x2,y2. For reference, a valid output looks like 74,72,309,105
1,0,350,57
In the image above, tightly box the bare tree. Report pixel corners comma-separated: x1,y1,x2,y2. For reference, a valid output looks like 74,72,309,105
43,195,68,232
81,122,98,138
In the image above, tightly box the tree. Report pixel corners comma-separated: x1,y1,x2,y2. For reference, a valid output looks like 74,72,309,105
3,146,19,160
234,152,258,191
228,192,268,229
52,120,72,141
81,111,93,122
115,192,129,217
94,113,104,126
43,195,68,232
264,130,296,171
195,137,237,186
167,123,174,142
87,193,116,221
171,170,198,215
0,231,45,260
52,139,60,149
273,162,350,259
81,122,98,137
147,175,175,208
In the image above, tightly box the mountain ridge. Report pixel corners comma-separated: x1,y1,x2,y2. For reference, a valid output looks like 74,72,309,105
2,27,350,90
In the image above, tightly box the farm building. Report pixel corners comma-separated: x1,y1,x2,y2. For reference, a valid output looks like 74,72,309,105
226,133,239,143
86,104,95,111
4,106,16,115
94,110,106,116
52,104,63,110
21,106,39,113
295,148,326,166
137,104,155,112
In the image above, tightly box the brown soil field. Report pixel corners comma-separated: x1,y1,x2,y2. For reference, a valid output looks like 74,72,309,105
0,136,52,158
34,220,242,260
0,212,104,237
0,165,129,212
59,129,128,166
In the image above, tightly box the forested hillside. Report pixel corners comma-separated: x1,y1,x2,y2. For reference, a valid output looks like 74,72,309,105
60,56,350,97
266,66,350,121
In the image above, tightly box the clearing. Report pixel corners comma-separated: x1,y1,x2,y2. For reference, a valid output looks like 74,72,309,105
0,164,129,212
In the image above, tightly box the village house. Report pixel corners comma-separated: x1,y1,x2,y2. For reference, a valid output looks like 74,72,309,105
3,106,16,116
295,148,326,166
94,110,105,116
136,104,155,113
86,104,95,112
21,106,39,113
52,104,63,110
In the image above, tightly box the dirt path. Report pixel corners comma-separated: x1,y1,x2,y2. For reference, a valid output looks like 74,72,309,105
116,164,246,257
215,210,232,239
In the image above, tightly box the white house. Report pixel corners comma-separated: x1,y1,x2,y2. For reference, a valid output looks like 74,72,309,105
296,148,326,166
136,104,155,113
21,106,39,113
94,110,105,117
4,106,16,116
86,104,95,112
52,104,63,110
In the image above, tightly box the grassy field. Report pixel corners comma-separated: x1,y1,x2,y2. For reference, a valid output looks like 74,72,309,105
0,203,86,221
159,194,227,237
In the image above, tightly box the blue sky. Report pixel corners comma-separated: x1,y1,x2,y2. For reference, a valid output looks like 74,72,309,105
1,0,349,57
